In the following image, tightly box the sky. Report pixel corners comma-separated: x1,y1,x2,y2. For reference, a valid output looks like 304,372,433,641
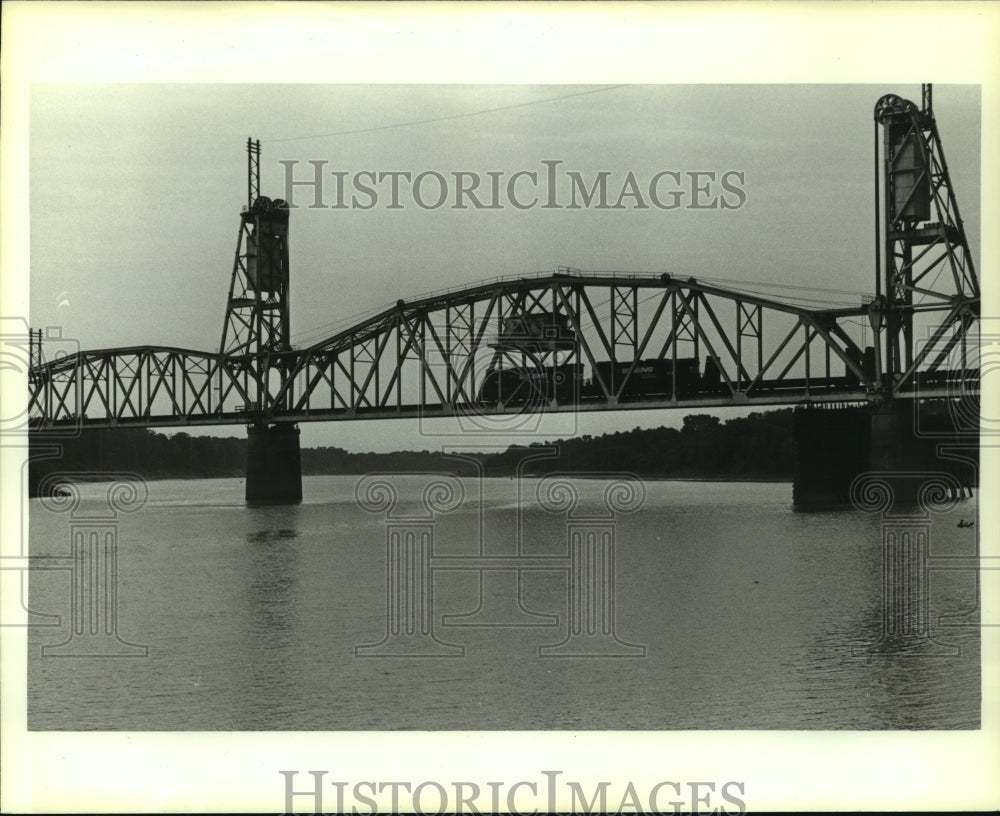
28,83,981,451
5,6,1000,813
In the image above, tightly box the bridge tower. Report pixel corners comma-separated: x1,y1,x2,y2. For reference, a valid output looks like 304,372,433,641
868,84,980,480
794,85,980,507
872,83,979,393
220,139,301,504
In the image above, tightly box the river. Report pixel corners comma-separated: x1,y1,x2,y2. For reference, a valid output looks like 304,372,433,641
27,475,980,730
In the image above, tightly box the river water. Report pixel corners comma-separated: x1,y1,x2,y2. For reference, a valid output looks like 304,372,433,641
27,476,980,730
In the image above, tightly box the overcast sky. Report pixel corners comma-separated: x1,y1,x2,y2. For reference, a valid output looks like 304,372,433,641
28,83,981,450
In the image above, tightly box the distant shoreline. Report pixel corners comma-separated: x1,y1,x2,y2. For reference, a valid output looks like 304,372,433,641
27,410,810,497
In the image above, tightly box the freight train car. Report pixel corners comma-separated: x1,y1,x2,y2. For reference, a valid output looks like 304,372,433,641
475,355,742,407
587,357,701,399
477,363,584,406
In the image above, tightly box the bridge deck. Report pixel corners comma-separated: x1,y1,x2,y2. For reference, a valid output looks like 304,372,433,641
26,272,980,433
28,382,972,431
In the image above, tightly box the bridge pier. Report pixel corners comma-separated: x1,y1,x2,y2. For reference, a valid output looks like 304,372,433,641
793,403,976,509
792,405,870,508
245,423,302,505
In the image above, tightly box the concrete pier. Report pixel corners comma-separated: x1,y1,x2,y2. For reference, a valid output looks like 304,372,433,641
245,423,302,504
793,402,976,509
792,406,871,508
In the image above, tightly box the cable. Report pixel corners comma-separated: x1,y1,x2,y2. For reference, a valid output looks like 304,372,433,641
914,264,947,306
696,274,870,299
290,269,869,348
264,86,628,145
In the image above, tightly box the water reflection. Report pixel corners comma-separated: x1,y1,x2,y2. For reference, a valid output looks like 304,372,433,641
244,513,300,637
804,476,982,728
26,476,981,730
849,473,973,659
856,533,961,658
246,528,299,544
800,511,980,728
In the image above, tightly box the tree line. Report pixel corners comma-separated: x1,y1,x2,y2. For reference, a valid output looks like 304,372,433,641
28,410,798,495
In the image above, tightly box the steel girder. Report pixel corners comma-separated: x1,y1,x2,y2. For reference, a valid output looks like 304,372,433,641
29,346,255,429
27,271,979,431
874,89,980,397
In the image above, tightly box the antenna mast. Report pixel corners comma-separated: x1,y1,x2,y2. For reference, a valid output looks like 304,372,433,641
247,138,261,210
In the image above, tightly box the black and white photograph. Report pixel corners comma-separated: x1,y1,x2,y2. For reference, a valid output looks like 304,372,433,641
2,3,998,813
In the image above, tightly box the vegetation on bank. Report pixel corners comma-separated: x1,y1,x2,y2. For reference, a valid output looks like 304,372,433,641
27,410,796,495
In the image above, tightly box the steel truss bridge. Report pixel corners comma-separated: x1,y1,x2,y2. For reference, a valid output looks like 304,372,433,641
27,86,980,433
